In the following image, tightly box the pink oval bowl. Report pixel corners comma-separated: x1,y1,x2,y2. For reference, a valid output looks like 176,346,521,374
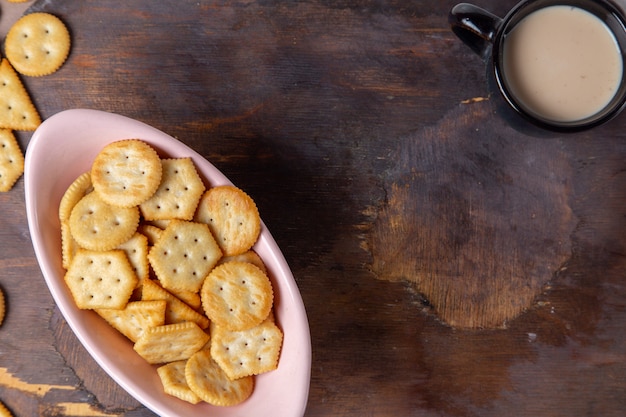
24,109,311,417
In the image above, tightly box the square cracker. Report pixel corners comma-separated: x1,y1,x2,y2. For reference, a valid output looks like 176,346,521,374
96,300,166,342
133,321,210,364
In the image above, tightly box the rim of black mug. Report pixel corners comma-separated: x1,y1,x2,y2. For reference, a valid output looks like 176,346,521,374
491,0,626,133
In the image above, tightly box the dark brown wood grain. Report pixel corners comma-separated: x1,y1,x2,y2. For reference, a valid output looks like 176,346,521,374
0,0,624,416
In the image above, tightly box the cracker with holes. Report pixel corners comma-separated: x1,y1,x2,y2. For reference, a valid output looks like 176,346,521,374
91,139,162,208
69,191,140,251
140,158,205,221
141,278,209,329
117,232,150,282
148,220,222,293
64,249,138,310
0,59,41,130
185,349,254,406
96,300,166,342
201,261,273,331
133,321,210,364
194,185,261,256
211,317,283,380
157,360,201,405
5,13,71,77
0,129,24,192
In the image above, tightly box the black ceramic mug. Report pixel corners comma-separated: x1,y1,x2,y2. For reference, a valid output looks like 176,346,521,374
449,0,626,132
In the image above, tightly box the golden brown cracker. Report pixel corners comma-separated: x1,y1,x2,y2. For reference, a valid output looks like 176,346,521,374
96,300,166,342
69,191,139,251
117,232,150,282
194,185,261,256
185,349,254,406
217,250,267,274
64,249,138,310
157,360,201,404
133,321,210,364
210,317,283,380
5,13,71,77
0,287,5,327
91,139,162,208
0,400,12,417
140,158,205,221
141,278,209,329
59,172,92,222
0,59,41,130
148,220,222,293
201,261,273,331
0,129,24,192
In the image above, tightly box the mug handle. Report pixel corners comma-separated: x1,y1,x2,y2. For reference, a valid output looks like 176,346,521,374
448,3,503,59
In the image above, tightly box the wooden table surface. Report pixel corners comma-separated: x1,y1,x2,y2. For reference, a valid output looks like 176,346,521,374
1,0,626,416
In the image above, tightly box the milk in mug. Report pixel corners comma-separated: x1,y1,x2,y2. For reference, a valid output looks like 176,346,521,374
501,5,623,122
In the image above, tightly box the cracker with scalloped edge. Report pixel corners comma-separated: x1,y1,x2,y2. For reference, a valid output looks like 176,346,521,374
210,316,283,380
148,220,222,293
0,129,24,192
61,220,80,269
217,250,267,274
59,172,92,222
117,232,149,282
69,191,139,251
64,249,138,310
96,300,166,342
201,261,273,331
185,349,254,406
5,13,71,77
91,139,162,208
141,278,209,329
157,360,201,404
0,59,41,130
140,158,205,221
194,185,261,256
133,321,209,364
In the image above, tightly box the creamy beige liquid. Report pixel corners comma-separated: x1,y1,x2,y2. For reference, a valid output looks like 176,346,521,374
502,5,623,122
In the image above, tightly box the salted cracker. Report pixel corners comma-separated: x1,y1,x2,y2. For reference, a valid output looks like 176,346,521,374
59,172,92,222
5,13,71,77
0,59,41,130
140,158,205,221
148,220,222,293
194,185,261,256
211,317,283,380
185,349,254,406
68,191,139,251
141,278,209,329
133,321,210,364
201,261,273,331
0,129,24,192
64,249,138,310
96,300,166,342
91,139,162,208
157,360,201,404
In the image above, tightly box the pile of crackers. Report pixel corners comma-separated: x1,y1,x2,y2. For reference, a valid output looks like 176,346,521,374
60,140,283,407
0,11,70,192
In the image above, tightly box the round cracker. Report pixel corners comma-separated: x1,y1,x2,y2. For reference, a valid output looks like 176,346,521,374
0,286,5,327
5,13,71,77
194,185,261,256
201,261,273,331
91,139,162,208
69,192,139,251
185,349,254,407
59,171,92,222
